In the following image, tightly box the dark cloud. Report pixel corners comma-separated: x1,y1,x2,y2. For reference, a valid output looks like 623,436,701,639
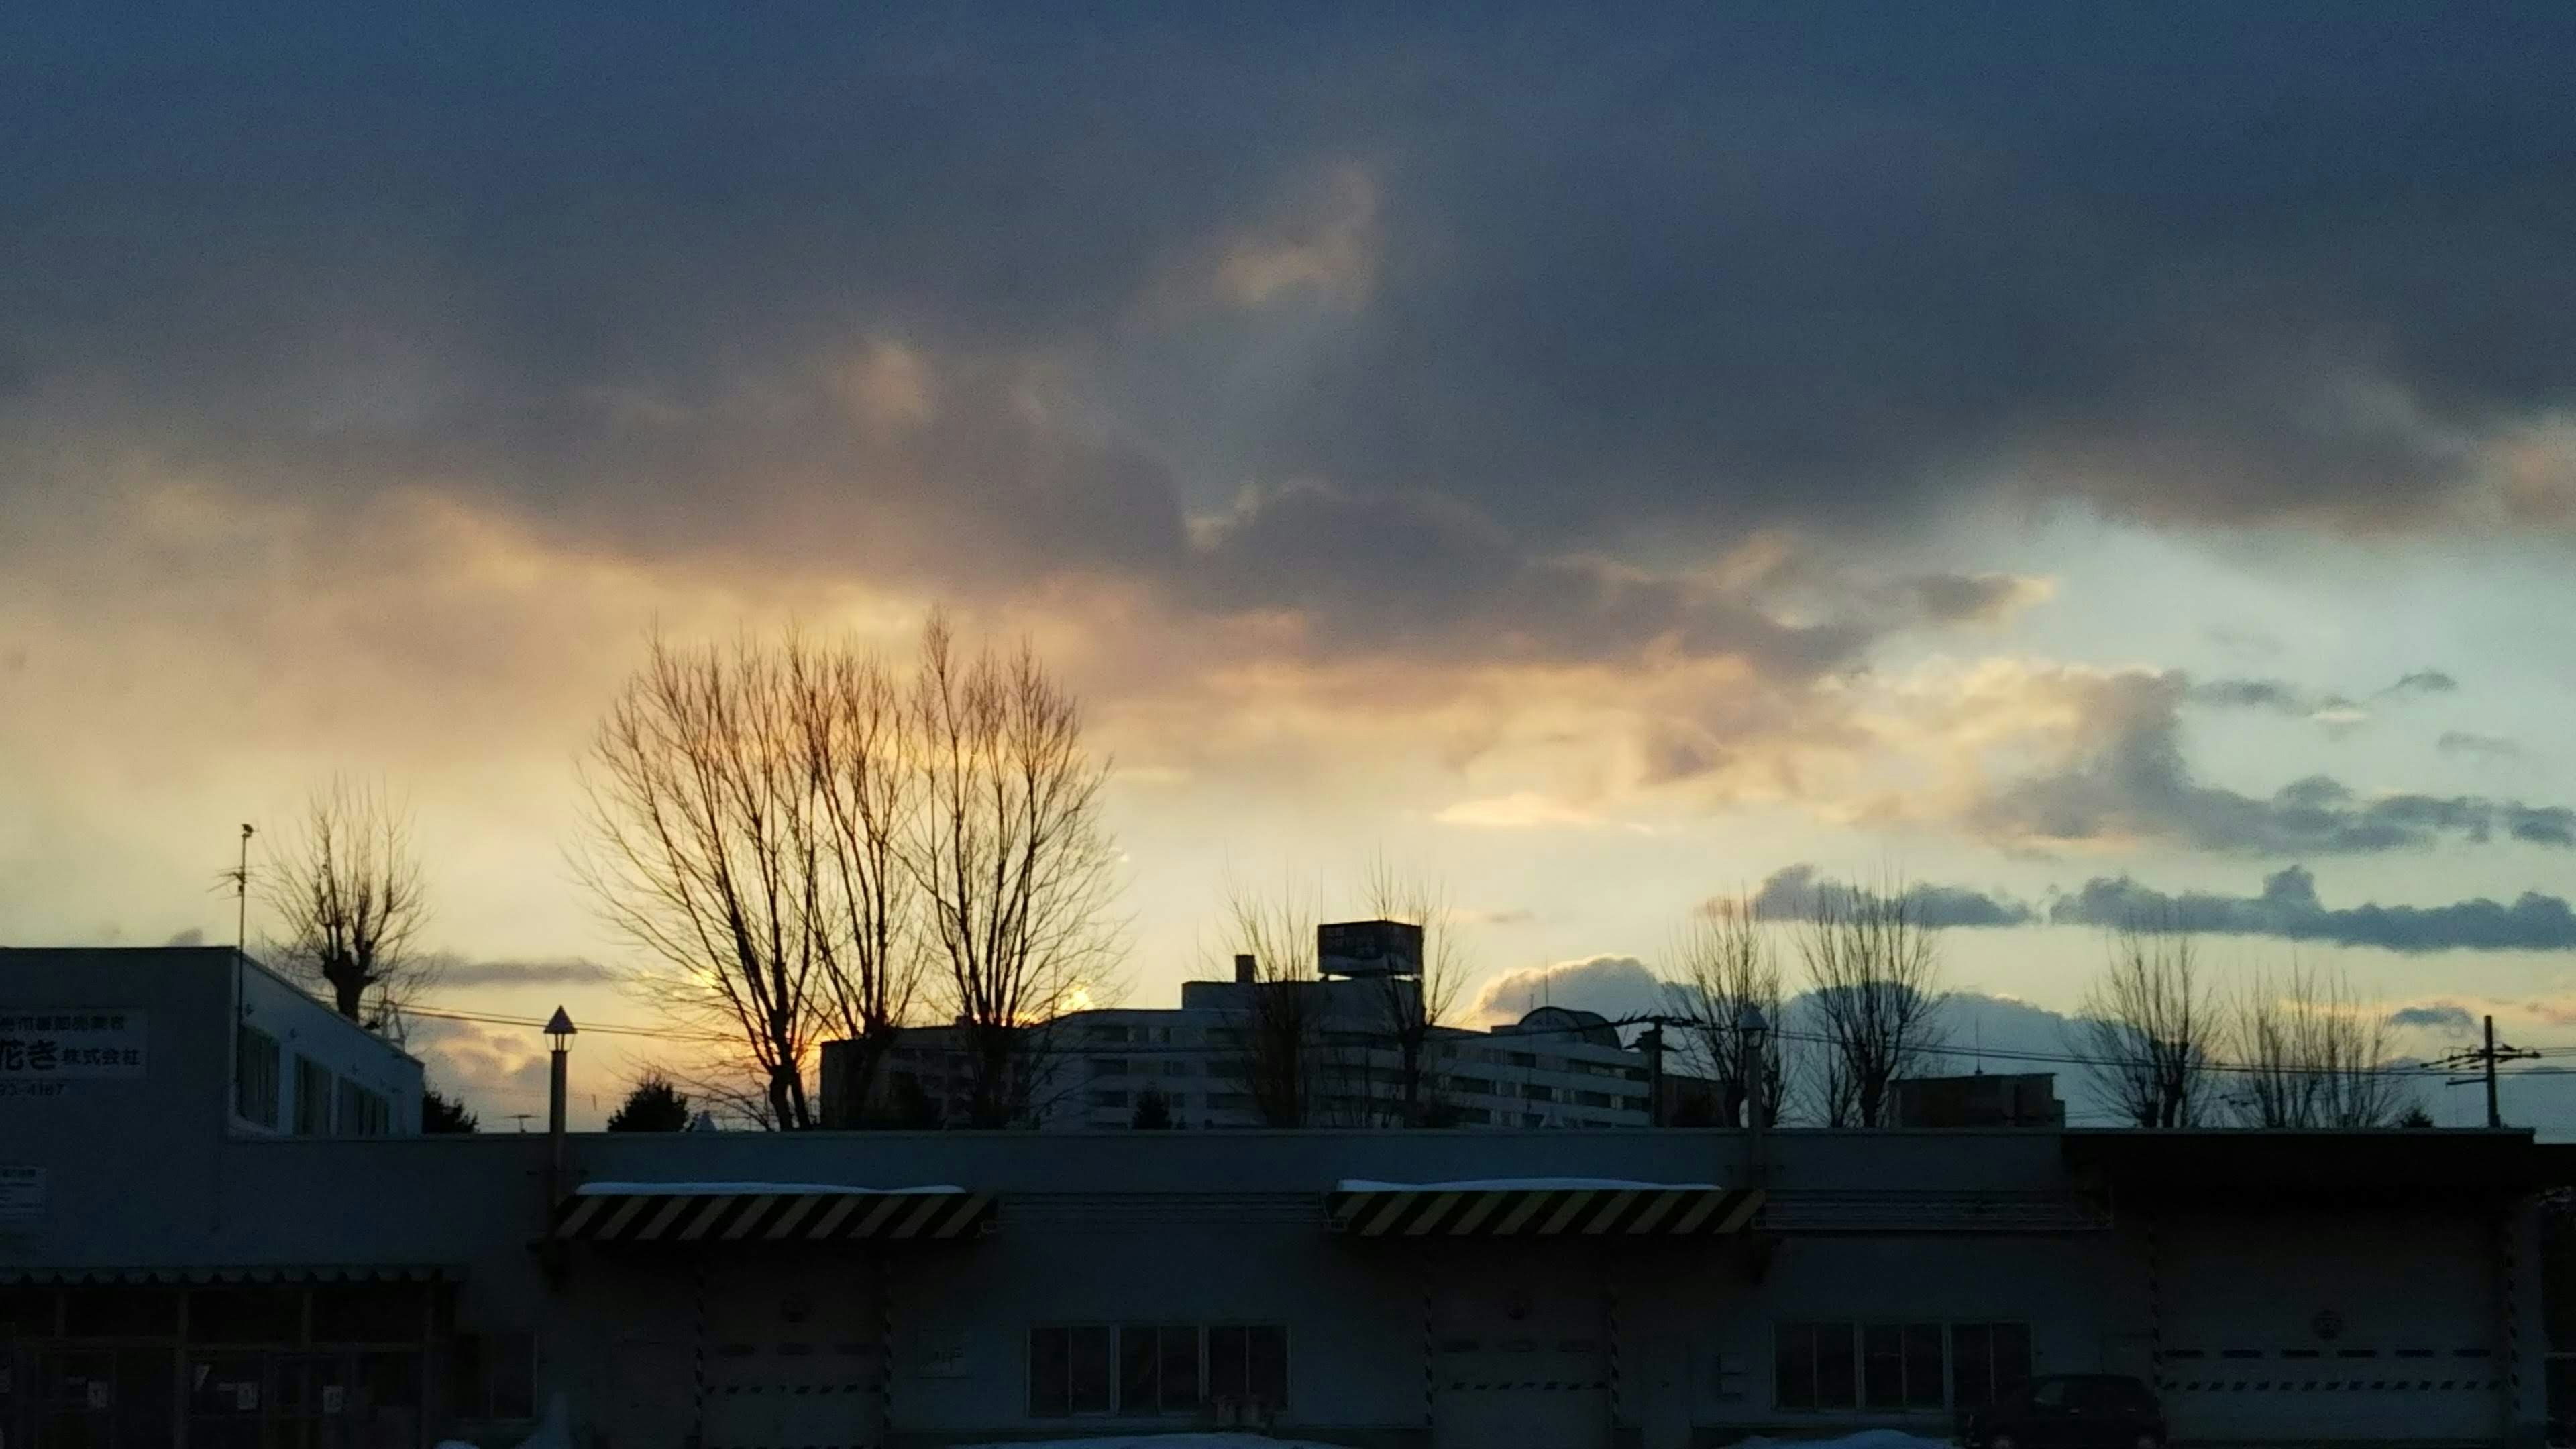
2186,677,2317,714
3,6,2572,639
2387,1004,2477,1034
1972,671,2575,854
1911,574,2040,625
2386,669,2460,696
2048,866,2576,953
2440,731,2526,763
423,955,616,989
1748,865,2034,930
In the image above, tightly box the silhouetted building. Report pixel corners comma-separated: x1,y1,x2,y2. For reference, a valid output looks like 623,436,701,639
1892,1071,2068,1128
7,945,2573,1448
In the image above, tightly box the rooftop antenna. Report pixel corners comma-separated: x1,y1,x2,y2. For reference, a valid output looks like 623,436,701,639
223,823,255,951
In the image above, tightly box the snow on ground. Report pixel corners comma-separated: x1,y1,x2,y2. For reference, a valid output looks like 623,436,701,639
1336,1177,1721,1193
951,1436,1362,1449
1731,1423,1947,1433
572,1181,963,1196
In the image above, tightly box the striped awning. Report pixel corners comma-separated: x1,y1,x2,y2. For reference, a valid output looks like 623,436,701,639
1327,1184,1763,1238
551,1186,994,1244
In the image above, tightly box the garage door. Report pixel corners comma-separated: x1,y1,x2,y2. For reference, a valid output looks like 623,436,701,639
1430,1263,1610,1449
2158,1211,2502,1444
700,1264,883,1449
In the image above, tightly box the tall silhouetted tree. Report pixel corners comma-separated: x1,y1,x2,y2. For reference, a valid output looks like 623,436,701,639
2073,918,2215,1127
606,1072,693,1132
420,1087,479,1134
1131,1084,1175,1129
261,780,436,1028
1801,879,1948,1127
1666,893,1788,1127
2228,961,2414,1127
1214,873,1327,1128
908,616,1123,1127
1358,855,1466,1126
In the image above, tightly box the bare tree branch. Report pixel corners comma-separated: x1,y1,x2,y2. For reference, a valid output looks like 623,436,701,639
2072,915,2215,1127
260,779,435,1028
1359,854,1467,1126
1213,871,1326,1128
576,632,822,1130
1665,894,1789,1127
908,614,1125,1128
1799,877,1948,1127
2226,958,2414,1128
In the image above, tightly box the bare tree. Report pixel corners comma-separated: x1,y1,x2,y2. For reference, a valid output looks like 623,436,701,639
1800,881,1947,1127
908,616,1124,1128
1666,894,1789,1127
1356,855,1467,1126
261,780,435,1028
788,637,924,1120
579,634,824,1130
2226,960,2414,1128
2072,918,2216,1128
1214,874,1326,1128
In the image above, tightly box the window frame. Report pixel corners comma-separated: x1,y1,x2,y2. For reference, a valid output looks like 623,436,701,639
234,1025,280,1128
1775,1318,2033,1415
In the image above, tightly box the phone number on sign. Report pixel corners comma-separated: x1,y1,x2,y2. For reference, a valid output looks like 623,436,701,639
0,1081,68,1099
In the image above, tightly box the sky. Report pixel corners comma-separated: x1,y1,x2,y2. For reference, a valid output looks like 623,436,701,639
5,9,2575,1130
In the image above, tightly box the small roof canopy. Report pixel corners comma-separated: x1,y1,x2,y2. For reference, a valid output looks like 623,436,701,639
551,1183,994,1244
1326,1179,1763,1238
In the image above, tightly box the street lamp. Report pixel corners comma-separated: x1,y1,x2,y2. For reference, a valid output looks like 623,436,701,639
545,1007,577,1205
1733,1004,1770,1182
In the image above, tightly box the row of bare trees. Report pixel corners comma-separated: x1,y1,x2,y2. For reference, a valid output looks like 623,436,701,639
1666,887,1947,1127
2074,923,2415,1128
576,616,1122,1128
1660,886,2418,1129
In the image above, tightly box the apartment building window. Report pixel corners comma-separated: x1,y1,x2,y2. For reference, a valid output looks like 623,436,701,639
1089,1024,1130,1044
1161,1059,1196,1077
1776,1321,2030,1413
1507,1051,1538,1068
235,1025,280,1128
1090,1057,1129,1079
1090,1090,1130,1110
1521,1083,1554,1102
293,1056,335,1136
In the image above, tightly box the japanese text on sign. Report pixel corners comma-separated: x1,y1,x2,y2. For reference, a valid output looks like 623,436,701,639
0,1009,148,1079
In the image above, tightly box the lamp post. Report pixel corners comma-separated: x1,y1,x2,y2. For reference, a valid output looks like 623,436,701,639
545,1007,577,1206
1734,1004,1770,1183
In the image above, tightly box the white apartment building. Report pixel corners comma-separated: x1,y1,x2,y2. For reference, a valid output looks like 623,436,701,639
852,975,1662,1131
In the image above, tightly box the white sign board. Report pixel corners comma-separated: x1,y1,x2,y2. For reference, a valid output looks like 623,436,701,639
0,1010,147,1097
0,1167,46,1226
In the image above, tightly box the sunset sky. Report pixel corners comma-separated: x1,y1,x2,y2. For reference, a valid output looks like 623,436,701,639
6,9,2575,1128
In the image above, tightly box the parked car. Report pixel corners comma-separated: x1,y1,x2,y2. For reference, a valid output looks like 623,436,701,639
1956,1372,2167,1449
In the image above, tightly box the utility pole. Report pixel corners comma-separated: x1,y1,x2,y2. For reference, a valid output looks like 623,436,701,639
1640,1024,1665,1128
2434,1014,2538,1127
236,824,254,949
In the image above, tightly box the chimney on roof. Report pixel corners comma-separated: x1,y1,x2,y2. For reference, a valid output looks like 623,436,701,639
1234,953,1257,984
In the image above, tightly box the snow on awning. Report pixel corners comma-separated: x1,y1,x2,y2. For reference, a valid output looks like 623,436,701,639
551,1183,994,1244
0,1265,454,1284
1326,1179,1762,1238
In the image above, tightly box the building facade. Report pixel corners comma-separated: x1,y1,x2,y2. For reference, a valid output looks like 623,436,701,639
834,977,1666,1132
6,948,2574,1448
